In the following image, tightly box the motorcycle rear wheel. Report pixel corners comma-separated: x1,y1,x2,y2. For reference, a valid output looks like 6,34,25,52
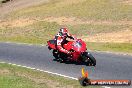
53,50,66,62
53,50,60,61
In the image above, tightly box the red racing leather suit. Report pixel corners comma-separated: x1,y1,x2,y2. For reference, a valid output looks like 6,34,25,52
54,32,75,54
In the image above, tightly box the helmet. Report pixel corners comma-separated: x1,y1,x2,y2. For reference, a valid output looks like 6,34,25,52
59,28,68,37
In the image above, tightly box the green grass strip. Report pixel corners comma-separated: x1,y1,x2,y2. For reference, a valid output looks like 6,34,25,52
0,63,101,88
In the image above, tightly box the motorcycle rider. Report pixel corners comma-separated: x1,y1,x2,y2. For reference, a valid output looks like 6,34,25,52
54,27,75,57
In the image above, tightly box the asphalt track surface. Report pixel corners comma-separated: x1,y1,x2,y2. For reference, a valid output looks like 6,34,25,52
0,42,132,88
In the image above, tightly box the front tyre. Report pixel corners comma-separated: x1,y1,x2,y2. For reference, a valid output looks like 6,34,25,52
83,52,96,66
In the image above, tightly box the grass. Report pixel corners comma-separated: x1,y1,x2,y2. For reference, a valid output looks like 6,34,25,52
0,63,101,88
0,0,10,4
67,24,130,36
0,0,4,3
0,21,60,44
7,0,132,21
87,42,132,53
0,21,130,43
0,0,3,1
0,21,131,53
0,0,132,53
0,76,35,88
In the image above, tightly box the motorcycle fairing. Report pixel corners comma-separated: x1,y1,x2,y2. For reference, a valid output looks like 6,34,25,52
63,39,86,52
47,40,56,50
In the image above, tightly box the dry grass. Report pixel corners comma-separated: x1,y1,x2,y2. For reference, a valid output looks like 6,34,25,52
1,16,131,29
56,0,86,5
82,29,132,43
0,18,36,28
0,69,10,75
15,72,63,88
43,16,132,25
121,0,132,5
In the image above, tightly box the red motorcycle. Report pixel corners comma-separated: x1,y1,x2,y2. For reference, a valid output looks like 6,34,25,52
47,39,96,66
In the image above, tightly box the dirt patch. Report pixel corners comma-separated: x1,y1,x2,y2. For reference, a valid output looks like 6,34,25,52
1,16,132,29
43,16,77,25
0,18,36,28
1,16,132,28
57,0,86,6
122,0,132,5
43,16,132,25
82,30,132,43
0,69,10,75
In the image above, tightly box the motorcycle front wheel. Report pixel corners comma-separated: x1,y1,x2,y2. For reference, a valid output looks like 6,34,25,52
82,52,96,66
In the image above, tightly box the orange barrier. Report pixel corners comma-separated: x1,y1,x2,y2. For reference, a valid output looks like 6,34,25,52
79,67,131,86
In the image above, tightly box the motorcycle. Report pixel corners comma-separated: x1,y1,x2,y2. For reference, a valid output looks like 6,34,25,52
47,38,96,66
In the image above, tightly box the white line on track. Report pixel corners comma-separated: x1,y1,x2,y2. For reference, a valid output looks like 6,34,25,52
0,62,78,80
0,41,113,88
0,61,111,88
102,86,111,88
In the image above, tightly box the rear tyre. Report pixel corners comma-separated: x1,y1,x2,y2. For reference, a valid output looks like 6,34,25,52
53,50,66,63
83,52,96,66
59,52,68,63
53,50,59,61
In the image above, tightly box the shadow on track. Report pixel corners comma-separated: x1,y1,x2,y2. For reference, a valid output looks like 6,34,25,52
53,58,94,66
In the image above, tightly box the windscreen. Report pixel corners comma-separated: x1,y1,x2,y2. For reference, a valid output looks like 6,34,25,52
73,41,82,48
